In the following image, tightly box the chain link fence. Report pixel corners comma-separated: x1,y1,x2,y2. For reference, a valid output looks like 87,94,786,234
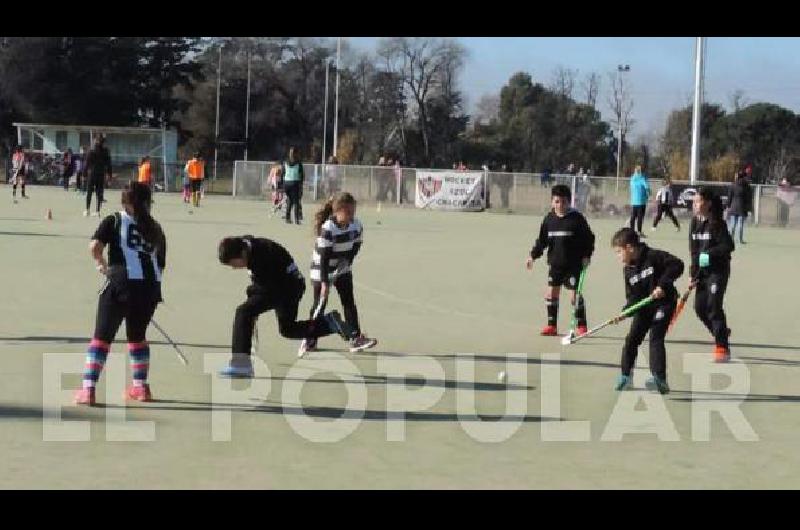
4,153,798,229
232,160,800,228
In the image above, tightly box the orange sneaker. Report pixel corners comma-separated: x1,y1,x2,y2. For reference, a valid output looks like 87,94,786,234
74,387,96,406
125,383,153,402
576,325,588,337
540,325,558,336
713,345,730,363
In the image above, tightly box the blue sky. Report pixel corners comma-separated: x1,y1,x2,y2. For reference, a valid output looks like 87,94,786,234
347,37,800,142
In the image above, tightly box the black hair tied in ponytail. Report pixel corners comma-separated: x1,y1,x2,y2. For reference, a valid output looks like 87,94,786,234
698,186,725,226
123,181,162,247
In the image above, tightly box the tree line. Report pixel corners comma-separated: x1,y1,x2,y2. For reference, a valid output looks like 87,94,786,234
0,36,798,183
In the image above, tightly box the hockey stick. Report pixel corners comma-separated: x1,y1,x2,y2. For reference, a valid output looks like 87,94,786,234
562,295,654,346
564,266,589,341
150,319,189,366
668,279,696,332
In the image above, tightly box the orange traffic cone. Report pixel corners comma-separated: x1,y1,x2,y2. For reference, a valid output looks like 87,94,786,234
45,208,53,220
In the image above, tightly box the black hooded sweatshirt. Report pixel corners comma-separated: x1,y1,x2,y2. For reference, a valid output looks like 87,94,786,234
530,208,595,268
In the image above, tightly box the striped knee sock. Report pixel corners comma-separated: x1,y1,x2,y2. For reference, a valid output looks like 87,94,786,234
83,338,110,389
128,342,150,386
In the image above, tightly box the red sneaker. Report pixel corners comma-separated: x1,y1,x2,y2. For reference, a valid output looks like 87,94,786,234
125,384,153,402
576,325,588,337
540,325,558,336
74,387,96,406
713,345,730,363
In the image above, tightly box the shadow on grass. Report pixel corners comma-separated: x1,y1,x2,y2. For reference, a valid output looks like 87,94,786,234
0,403,97,420
669,390,800,403
0,335,228,349
115,399,560,423
737,356,800,367
592,335,800,352
666,339,800,352
0,231,61,237
256,374,533,392
355,351,618,369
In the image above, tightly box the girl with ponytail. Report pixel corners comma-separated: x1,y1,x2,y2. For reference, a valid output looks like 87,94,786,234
74,181,166,406
689,186,735,363
299,192,378,357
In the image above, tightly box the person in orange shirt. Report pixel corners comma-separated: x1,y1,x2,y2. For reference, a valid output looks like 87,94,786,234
138,156,152,188
184,152,205,207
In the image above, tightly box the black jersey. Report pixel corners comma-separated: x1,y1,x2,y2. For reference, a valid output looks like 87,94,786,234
530,209,595,268
622,244,684,308
85,145,112,178
689,216,734,277
93,212,166,284
243,236,304,293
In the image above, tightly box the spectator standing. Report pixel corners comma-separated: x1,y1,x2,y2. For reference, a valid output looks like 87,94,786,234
282,147,305,224
726,170,753,244
776,177,795,227
628,165,650,237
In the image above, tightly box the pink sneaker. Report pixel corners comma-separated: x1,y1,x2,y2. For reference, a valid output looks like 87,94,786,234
74,387,96,406
125,384,153,402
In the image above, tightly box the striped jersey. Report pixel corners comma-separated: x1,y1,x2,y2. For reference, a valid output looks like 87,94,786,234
655,185,674,205
310,217,363,282
93,212,166,283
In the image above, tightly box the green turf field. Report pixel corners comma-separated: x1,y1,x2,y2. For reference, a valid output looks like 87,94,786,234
1,186,799,489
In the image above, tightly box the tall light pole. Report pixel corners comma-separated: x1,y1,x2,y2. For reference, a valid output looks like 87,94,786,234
244,48,251,161
689,37,705,185
333,37,341,157
213,44,222,180
615,64,630,193
322,60,330,165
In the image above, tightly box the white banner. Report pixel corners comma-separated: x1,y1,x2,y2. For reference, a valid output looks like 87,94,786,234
415,171,486,211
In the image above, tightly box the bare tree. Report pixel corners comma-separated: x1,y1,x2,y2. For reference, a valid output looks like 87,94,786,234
728,89,749,113
770,145,792,184
607,68,635,173
580,71,601,109
474,94,500,126
550,66,578,99
377,37,466,164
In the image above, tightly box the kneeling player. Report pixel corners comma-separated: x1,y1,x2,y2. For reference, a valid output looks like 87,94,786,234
217,235,356,378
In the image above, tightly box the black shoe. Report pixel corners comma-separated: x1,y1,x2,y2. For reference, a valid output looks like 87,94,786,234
285,218,291,224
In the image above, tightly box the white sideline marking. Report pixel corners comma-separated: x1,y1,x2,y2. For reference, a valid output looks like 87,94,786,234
353,280,529,330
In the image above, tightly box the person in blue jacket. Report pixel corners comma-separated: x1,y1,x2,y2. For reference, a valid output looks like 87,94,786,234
628,165,651,237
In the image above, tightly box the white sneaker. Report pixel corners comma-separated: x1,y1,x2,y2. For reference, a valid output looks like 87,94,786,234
91,211,100,217
651,226,657,231
83,210,89,217
349,335,378,353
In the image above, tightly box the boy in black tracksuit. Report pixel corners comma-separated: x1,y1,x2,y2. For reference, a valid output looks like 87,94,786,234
526,185,595,336
217,235,355,378
690,187,735,362
612,228,684,394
